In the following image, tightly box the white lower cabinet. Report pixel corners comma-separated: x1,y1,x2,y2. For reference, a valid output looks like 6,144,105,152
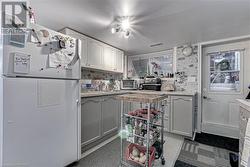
102,97,120,135
162,99,171,132
127,95,194,137
81,97,102,146
81,96,120,148
170,96,194,137
239,105,250,165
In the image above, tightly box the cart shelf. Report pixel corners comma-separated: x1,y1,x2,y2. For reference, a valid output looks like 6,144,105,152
123,113,163,128
116,93,168,103
117,93,167,167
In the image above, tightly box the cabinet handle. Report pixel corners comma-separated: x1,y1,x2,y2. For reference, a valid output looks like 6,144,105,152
203,96,211,100
173,98,192,102
241,115,247,121
102,97,115,102
82,99,102,104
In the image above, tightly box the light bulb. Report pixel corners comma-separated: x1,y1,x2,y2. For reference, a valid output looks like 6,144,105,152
124,30,130,38
121,18,130,30
111,27,116,34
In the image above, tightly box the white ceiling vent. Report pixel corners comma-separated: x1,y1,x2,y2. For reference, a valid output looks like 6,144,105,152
150,43,163,47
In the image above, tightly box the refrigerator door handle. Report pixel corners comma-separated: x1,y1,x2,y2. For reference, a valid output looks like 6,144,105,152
68,39,81,67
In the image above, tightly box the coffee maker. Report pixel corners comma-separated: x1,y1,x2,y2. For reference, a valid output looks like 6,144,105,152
246,85,250,99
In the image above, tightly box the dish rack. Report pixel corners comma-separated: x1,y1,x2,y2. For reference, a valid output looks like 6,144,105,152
116,93,167,167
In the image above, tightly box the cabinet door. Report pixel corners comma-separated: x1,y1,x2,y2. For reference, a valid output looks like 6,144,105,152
116,50,124,73
79,37,88,67
103,45,116,71
87,39,103,68
170,96,193,137
81,98,102,146
102,97,120,135
163,99,171,132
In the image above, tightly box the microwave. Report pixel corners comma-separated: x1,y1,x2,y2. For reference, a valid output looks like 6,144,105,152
121,79,137,90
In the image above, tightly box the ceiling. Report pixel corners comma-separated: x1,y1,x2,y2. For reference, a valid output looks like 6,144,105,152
31,0,250,55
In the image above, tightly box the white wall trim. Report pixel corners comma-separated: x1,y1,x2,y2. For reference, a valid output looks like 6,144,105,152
81,134,119,159
199,35,250,46
0,78,3,166
173,47,177,74
202,122,239,139
197,44,202,133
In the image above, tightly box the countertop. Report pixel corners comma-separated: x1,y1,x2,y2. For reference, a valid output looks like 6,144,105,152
237,99,250,111
116,93,168,103
81,90,197,98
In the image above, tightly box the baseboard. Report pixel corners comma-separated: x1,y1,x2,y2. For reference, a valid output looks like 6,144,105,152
202,122,239,139
81,134,119,159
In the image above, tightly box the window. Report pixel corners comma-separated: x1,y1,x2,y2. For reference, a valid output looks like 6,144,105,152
131,58,149,78
149,55,173,75
128,50,173,78
209,50,241,92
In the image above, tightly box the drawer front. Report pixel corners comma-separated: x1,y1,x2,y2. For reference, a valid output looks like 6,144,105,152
240,107,250,119
239,107,250,158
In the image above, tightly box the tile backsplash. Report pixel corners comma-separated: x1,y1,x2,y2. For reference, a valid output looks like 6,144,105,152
81,69,123,80
175,45,198,91
81,69,123,92
81,45,199,92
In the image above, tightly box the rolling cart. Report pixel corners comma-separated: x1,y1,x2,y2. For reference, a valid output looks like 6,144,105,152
116,93,167,167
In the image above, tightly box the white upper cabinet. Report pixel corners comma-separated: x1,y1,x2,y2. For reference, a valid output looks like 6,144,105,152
116,49,124,73
61,28,124,73
103,44,116,71
87,39,103,68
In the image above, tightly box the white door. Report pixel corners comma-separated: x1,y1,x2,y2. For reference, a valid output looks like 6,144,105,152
2,78,80,167
202,40,250,138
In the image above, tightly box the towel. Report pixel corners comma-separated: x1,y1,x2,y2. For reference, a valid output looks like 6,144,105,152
241,118,250,167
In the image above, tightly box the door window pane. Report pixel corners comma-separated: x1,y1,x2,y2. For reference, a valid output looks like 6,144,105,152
209,51,241,92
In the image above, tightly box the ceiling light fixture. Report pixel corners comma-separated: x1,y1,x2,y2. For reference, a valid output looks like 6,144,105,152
121,17,130,30
111,17,132,39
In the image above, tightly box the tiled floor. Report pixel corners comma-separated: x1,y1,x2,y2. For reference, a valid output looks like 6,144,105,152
69,133,184,167
175,139,236,167
174,133,239,167
69,133,238,167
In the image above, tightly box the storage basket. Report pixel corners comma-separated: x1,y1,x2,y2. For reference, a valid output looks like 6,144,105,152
126,143,156,167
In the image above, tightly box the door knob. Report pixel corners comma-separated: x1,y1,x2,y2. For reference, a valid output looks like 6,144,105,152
203,96,211,100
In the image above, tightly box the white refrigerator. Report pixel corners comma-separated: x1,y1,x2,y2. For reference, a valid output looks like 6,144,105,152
0,24,81,167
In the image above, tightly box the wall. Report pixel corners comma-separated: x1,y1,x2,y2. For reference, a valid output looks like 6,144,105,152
81,69,123,80
81,69,122,92
175,46,199,91
127,46,199,91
